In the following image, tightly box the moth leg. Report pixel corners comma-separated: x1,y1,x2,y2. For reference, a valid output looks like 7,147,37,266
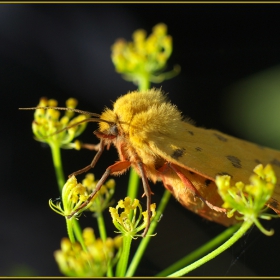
169,163,227,213
267,198,280,215
69,139,106,177
78,141,111,152
67,160,131,219
137,161,152,238
79,142,101,151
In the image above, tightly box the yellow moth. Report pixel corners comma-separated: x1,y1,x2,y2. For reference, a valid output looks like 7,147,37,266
21,88,280,236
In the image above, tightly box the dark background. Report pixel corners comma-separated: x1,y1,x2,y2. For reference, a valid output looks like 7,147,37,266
1,3,280,276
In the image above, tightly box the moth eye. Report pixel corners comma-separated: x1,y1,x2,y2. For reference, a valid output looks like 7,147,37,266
109,125,118,136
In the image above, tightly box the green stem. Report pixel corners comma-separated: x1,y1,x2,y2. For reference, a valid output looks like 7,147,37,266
49,142,65,192
73,219,87,251
97,212,107,241
168,221,253,277
126,190,171,277
66,218,75,243
157,223,241,276
127,169,140,200
116,235,133,277
66,219,87,251
96,212,114,277
127,169,140,224
138,75,150,91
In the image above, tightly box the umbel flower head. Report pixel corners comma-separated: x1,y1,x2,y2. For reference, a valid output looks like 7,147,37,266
32,97,88,150
49,174,115,218
109,197,156,238
82,173,115,216
111,23,180,86
216,164,277,236
54,227,122,277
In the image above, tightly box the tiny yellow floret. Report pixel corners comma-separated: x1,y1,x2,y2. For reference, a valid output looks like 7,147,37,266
54,228,121,277
216,164,276,236
109,197,156,238
32,97,88,149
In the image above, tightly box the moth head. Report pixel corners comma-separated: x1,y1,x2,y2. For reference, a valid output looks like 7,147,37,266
98,108,118,134
98,107,131,139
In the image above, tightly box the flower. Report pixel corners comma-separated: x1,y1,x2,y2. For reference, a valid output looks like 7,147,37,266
109,197,156,238
49,175,90,217
32,97,88,149
216,164,277,236
54,227,122,277
82,173,115,216
111,23,180,86
49,174,116,218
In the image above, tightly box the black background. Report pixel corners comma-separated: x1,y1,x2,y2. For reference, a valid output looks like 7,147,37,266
1,3,280,276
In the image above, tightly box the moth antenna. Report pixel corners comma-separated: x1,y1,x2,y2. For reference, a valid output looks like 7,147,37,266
19,106,114,137
19,106,101,118
39,117,113,138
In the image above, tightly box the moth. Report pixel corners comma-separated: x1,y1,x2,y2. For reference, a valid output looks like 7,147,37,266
20,88,280,236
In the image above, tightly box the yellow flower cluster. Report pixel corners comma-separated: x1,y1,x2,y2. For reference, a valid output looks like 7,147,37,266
216,164,277,235
49,175,90,217
32,97,88,149
82,173,115,216
111,23,179,85
109,197,156,238
54,227,122,277
49,174,115,218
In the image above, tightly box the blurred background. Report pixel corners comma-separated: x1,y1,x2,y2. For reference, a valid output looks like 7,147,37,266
1,3,280,276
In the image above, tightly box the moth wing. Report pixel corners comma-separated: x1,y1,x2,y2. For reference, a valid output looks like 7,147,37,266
148,120,280,214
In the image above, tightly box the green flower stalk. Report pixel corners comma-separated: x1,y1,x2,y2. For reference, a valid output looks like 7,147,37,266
216,164,276,236
31,97,88,192
24,97,91,252
111,22,180,90
109,197,156,277
49,175,92,245
54,227,122,277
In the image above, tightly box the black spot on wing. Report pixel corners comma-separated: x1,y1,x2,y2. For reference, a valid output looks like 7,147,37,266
171,148,186,160
204,179,212,187
254,159,261,164
187,130,194,136
226,155,242,168
213,133,228,142
189,171,194,175
195,147,202,152
270,158,280,167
